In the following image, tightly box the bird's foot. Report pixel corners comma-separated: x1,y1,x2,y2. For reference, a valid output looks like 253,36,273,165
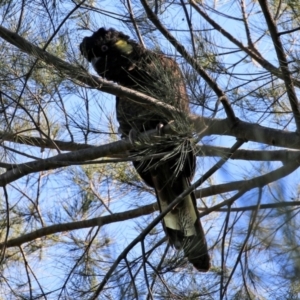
128,128,139,144
156,122,165,136
156,120,175,136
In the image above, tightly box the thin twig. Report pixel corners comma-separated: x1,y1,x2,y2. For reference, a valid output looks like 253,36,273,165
220,205,232,299
19,246,33,299
124,257,139,299
141,240,152,299
188,0,300,88
240,0,255,49
258,0,300,132
139,0,239,125
89,139,244,298
0,186,9,264
126,0,146,48
180,0,196,56
146,243,170,300
222,188,262,297
58,226,101,299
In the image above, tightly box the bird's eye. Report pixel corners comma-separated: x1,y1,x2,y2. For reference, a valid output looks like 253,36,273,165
101,45,108,52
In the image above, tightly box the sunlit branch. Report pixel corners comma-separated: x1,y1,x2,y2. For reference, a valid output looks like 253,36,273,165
240,0,255,49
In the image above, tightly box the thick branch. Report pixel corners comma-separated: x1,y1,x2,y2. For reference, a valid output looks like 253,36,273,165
3,113,300,157
0,125,197,185
3,132,299,162
1,25,300,149
198,159,299,218
196,160,299,199
0,128,151,186
2,158,298,249
0,203,157,249
1,119,300,186
0,25,182,120
195,116,300,150
0,132,94,151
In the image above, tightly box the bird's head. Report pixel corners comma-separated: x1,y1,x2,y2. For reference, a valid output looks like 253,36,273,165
80,28,139,82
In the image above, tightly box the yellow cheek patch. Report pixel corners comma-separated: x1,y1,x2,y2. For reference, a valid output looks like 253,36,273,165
114,40,133,54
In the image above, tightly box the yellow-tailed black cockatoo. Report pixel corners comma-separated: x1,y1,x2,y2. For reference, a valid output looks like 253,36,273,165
80,28,210,271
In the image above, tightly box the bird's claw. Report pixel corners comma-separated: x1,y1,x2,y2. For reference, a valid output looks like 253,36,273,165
129,128,138,144
156,122,165,136
156,120,175,136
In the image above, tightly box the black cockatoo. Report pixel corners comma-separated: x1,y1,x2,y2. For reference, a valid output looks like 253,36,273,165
80,28,210,271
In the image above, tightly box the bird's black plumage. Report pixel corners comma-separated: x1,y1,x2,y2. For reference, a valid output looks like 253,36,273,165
80,28,210,271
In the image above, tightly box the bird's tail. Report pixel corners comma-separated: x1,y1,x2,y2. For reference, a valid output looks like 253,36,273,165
151,167,210,272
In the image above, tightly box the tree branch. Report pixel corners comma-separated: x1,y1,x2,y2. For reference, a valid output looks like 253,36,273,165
0,203,157,249
199,145,300,161
258,0,300,132
4,130,299,162
0,25,183,120
139,0,237,124
196,159,299,204
189,0,300,88
3,155,298,254
1,25,300,152
1,119,300,186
